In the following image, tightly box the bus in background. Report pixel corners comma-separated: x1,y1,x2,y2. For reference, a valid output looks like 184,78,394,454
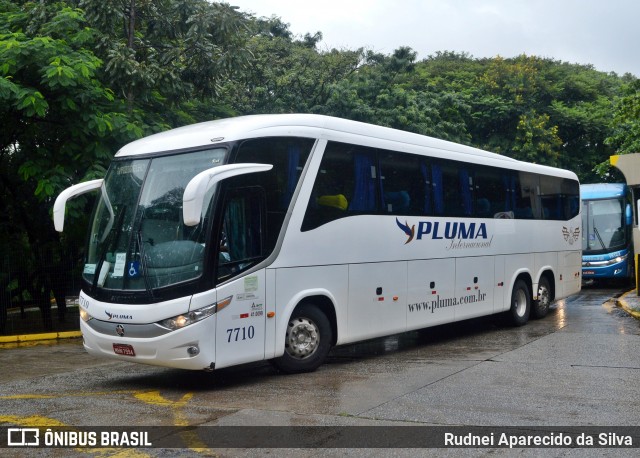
53,114,582,374
581,183,634,283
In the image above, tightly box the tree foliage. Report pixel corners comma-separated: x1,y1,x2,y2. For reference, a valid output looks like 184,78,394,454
0,0,252,330
0,0,127,329
606,79,640,154
225,16,363,114
75,0,252,120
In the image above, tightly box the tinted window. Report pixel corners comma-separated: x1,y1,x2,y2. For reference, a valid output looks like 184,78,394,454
540,176,580,220
380,151,425,215
302,141,579,231
232,137,314,250
302,142,360,231
474,166,507,218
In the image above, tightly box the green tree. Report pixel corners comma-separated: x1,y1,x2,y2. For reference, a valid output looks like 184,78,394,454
228,15,363,114
410,53,625,180
472,55,558,157
512,111,562,164
75,0,253,124
606,79,640,155
321,48,471,142
546,64,622,182
0,1,137,329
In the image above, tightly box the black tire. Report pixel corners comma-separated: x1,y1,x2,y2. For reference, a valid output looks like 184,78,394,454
272,304,333,374
532,276,551,319
508,279,530,326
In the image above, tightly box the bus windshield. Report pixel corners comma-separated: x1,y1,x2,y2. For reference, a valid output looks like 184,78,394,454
582,198,625,253
84,148,227,293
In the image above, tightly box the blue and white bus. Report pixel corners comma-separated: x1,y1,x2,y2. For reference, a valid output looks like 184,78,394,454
581,183,634,282
54,114,582,373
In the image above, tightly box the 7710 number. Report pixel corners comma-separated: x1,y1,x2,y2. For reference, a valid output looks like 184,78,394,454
226,326,255,342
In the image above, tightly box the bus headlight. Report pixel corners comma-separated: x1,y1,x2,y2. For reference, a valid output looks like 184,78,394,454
79,307,93,322
614,255,625,264
583,253,628,268
157,296,232,331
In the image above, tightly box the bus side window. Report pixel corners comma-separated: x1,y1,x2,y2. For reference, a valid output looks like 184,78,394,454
434,161,466,217
232,137,313,253
514,172,540,219
348,150,378,212
540,175,562,220
302,142,355,231
474,166,506,218
379,151,423,215
216,188,265,282
562,178,580,220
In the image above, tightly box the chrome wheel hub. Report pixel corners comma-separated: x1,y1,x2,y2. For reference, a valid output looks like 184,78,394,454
514,288,527,317
285,317,319,359
538,285,550,307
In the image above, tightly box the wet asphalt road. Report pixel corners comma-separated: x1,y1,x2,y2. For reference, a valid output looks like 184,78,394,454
1,286,639,457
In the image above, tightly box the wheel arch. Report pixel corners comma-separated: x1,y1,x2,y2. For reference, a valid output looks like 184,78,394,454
509,269,533,300
508,271,533,326
536,268,556,302
295,295,338,347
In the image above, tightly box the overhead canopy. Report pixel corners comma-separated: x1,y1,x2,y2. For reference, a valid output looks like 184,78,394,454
611,153,640,186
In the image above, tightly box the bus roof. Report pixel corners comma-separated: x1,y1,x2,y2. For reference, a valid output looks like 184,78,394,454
580,183,627,200
115,114,576,179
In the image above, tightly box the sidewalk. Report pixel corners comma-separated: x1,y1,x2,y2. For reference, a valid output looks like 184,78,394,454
0,299,82,345
0,330,82,345
616,288,640,320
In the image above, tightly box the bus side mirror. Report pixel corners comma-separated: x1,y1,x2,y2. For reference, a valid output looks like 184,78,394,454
183,163,273,226
626,203,633,226
53,179,104,232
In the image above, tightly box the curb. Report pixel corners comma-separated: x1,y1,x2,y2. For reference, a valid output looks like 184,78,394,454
0,331,82,344
616,289,640,320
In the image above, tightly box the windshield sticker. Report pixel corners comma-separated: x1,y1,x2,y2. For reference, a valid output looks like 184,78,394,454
127,261,141,278
112,253,126,278
117,163,147,176
83,264,96,275
244,276,258,292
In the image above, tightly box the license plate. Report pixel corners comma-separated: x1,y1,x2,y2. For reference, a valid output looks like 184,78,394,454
113,343,136,356
583,270,595,275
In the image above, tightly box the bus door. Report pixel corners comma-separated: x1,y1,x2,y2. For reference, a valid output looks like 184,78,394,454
214,189,267,368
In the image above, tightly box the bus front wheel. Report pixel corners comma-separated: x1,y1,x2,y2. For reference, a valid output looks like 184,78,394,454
272,304,332,374
509,279,530,326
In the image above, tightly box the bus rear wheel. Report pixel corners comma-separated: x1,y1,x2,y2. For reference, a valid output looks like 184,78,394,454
532,277,551,319
272,304,332,374
508,279,530,326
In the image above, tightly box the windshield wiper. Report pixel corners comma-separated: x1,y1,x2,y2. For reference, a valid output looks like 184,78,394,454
99,184,115,243
593,223,606,250
136,219,155,300
92,205,127,294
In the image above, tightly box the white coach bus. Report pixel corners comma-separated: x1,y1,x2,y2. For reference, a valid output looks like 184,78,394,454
54,114,581,373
